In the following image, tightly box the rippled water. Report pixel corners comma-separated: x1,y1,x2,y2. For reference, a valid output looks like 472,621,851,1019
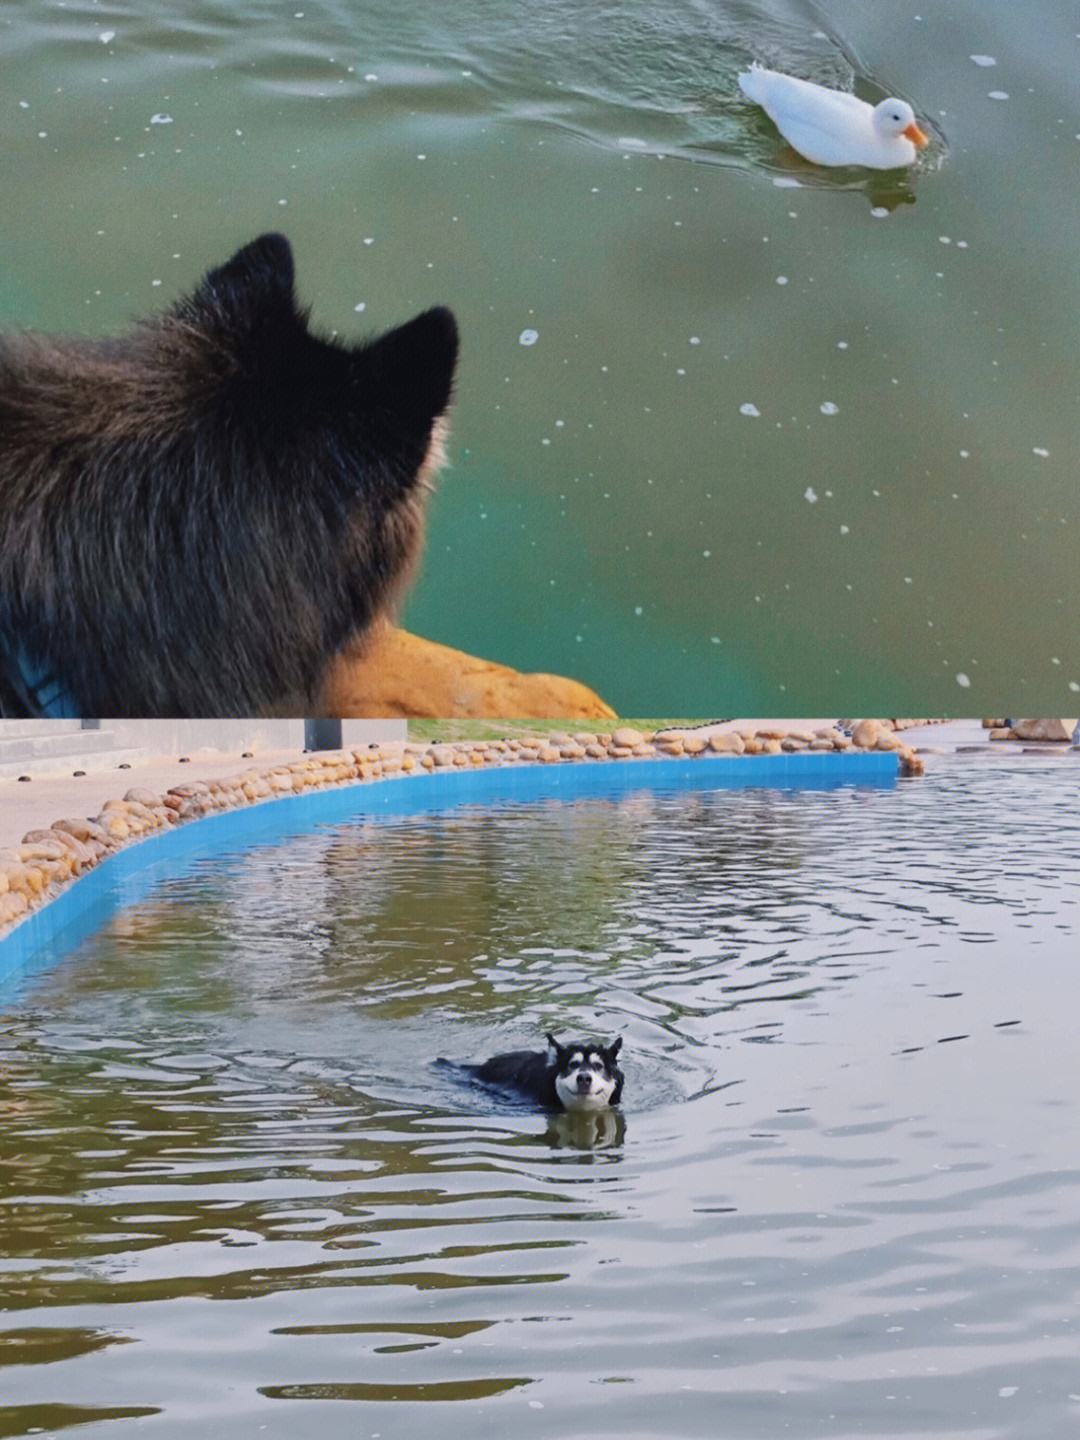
3,0,1078,710
1,759,1078,1437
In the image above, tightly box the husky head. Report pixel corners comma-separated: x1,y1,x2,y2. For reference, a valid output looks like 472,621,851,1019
546,1033,624,1112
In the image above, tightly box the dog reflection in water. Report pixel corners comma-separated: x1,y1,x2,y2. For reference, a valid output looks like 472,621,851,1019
544,1105,626,1151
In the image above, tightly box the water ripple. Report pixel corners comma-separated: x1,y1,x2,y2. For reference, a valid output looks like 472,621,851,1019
0,760,1077,1436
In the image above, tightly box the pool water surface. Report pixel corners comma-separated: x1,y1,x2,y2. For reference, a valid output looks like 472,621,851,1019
1,759,1078,1437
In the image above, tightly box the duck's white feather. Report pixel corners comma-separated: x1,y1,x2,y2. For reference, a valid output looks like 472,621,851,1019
738,65,919,169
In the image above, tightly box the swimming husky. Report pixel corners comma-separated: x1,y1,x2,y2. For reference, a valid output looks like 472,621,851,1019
466,1033,624,1112
0,232,458,716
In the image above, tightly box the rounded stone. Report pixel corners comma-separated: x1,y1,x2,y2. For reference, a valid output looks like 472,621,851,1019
851,719,882,749
612,727,645,748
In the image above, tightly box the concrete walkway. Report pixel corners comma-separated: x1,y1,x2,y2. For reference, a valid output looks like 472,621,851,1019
0,749,310,851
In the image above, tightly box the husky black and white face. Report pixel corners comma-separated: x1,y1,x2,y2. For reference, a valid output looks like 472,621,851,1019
547,1034,623,1112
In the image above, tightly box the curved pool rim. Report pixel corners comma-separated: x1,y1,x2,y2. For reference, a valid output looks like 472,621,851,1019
0,751,900,993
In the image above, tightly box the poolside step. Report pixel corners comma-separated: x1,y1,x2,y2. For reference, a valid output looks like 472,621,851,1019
0,726,149,779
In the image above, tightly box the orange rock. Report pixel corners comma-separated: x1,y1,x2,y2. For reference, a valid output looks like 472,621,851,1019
321,625,615,720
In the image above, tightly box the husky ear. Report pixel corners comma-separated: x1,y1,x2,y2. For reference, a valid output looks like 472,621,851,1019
361,306,459,425
604,1037,623,1063
545,1032,563,1058
196,232,297,312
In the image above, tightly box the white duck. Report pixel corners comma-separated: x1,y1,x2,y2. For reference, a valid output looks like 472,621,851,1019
738,65,929,169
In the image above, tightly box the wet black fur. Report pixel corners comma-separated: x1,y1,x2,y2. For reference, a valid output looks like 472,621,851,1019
0,233,458,716
465,1034,625,1110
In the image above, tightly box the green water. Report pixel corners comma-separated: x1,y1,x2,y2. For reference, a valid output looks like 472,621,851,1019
1,0,1077,712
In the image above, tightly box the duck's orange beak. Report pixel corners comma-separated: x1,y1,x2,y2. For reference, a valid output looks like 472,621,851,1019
904,121,930,149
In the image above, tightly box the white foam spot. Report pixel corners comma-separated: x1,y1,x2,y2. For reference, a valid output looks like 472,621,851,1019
739,402,760,417
988,90,1010,100
618,136,649,149
804,486,818,503
1033,446,1049,457
99,29,116,44
776,275,789,285
772,177,802,188
519,328,539,347
870,206,889,218
819,401,839,416
970,54,997,67
998,1387,1018,1399
956,673,972,688
353,302,366,312
150,113,173,125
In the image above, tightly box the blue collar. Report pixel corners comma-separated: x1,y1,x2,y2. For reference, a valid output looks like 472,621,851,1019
8,647,80,718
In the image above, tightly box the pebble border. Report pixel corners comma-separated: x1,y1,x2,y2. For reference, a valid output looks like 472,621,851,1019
0,720,922,936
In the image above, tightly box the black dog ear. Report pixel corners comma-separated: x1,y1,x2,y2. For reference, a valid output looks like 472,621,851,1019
195,232,297,312
359,306,459,425
546,1032,563,1056
605,1037,623,1062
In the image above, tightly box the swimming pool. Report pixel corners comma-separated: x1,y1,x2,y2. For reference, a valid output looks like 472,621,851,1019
1,755,1076,1438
